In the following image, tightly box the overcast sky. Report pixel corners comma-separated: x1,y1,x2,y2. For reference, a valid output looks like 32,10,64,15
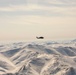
0,0,76,41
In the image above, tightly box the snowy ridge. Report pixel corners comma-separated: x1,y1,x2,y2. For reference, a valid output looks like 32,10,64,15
0,41,76,75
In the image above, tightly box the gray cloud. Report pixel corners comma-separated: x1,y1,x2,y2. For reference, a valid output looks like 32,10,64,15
0,0,76,17
0,0,76,7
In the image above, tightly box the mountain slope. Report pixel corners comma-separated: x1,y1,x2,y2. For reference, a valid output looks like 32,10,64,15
0,41,76,75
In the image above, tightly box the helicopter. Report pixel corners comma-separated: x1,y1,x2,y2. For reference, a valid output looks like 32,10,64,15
36,36,44,39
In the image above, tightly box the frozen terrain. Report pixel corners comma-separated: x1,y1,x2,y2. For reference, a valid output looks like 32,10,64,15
0,40,76,75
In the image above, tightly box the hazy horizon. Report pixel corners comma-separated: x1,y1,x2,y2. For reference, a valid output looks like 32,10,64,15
0,0,76,41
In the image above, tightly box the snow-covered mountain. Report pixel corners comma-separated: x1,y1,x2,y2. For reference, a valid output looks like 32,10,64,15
71,39,76,43
0,40,76,75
